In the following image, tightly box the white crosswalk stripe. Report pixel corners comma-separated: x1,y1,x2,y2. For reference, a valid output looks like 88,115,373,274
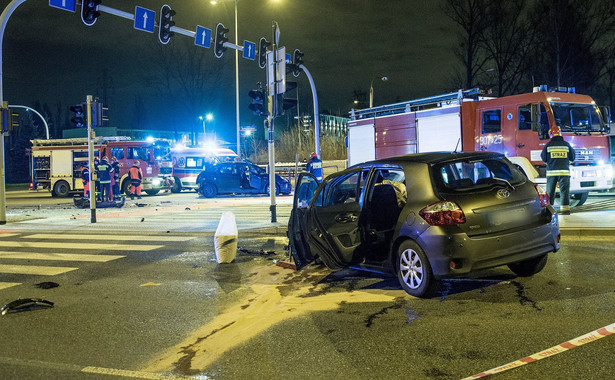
0,232,194,292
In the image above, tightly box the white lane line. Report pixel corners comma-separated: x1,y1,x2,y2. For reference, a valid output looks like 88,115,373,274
0,233,18,237
81,366,196,379
0,264,78,276
0,282,21,290
0,241,163,251
0,251,125,262
22,234,196,242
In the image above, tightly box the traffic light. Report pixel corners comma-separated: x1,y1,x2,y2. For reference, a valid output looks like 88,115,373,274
248,89,267,116
214,23,229,58
158,4,176,45
81,0,101,26
70,103,86,128
1,102,17,134
292,49,304,77
258,37,270,69
91,100,108,127
275,82,297,117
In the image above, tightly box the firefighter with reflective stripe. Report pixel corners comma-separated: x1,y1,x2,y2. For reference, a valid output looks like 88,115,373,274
97,156,113,202
540,126,575,214
306,152,323,182
81,164,90,200
110,156,121,199
129,161,143,200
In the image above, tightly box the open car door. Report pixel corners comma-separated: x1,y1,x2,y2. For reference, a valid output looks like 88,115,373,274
288,173,320,269
289,169,367,270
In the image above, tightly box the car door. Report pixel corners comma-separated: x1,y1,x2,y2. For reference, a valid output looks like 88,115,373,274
247,164,264,192
288,173,320,269
289,169,366,270
216,163,240,193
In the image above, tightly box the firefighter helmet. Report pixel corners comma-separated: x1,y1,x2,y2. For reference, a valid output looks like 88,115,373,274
134,161,140,166
310,152,317,158
549,126,561,137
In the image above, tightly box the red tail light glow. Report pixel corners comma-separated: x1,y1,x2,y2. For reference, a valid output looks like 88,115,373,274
419,201,466,226
534,184,549,207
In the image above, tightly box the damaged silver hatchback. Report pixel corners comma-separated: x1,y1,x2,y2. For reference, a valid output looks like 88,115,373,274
288,152,561,297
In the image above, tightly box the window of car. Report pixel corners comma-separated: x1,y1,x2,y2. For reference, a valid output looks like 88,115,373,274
127,147,150,161
111,148,125,160
217,164,235,175
249,164,265,175
318,171,364,207
435,157,525,191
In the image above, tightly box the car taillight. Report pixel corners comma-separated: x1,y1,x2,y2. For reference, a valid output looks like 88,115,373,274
534,184,549,207
419,201,466,226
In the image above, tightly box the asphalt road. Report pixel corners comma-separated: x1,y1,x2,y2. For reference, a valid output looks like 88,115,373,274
0,189,614,379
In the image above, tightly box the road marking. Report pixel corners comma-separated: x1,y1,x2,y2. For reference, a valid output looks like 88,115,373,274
0,251,125,262
22,234,196,242
0,233,18,237
0,241,163,251
0,264,78,276
464,322,615,379
81,366,194,379
0,282,21,290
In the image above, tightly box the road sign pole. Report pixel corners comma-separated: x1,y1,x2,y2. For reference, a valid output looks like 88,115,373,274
267,22,279,223
86,95,96,223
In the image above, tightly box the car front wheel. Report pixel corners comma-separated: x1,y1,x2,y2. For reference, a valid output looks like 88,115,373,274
396,240,436,298
201,183,217,198
266,183,281,196
508,254,548,277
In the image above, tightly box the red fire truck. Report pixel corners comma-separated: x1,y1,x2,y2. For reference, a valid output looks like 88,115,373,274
348,87,613,206
30,137,174,197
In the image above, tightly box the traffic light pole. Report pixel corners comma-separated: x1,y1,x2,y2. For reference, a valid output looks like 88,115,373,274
86,95,96,223
267,22,280,223
298,64,321,158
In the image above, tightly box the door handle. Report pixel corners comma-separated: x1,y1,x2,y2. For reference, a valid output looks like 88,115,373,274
335,213,358,223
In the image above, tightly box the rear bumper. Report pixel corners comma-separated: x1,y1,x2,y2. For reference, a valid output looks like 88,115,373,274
417,211,560,278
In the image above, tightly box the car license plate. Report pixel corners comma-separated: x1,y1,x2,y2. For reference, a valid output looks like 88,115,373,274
490,207,527,226
582,170,596,178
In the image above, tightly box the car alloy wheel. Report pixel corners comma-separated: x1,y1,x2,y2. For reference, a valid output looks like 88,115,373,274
396,240,435,298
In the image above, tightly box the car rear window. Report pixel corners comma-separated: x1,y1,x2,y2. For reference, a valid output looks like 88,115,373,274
433,157,526,191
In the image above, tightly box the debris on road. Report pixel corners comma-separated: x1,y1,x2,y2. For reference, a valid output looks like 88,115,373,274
238,247,275,256
1,298,54,316
34,282,60,289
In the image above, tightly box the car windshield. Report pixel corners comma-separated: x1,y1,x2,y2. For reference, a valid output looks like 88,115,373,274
550,102,604,133
434,157,525,192
250,164,266,175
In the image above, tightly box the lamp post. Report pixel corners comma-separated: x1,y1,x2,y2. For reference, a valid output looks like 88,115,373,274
199,113,213,141
369,76,388,108
210,0,240,158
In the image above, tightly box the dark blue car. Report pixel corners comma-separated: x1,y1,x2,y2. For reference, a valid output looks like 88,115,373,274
196,161,292,197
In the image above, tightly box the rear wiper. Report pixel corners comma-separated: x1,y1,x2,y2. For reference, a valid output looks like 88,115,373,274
492,177,515,191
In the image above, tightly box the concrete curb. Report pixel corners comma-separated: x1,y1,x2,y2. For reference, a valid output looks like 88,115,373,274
559,227,615,238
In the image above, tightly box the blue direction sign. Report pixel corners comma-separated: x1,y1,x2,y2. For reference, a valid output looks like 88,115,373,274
243,41,256,60
195,26,212,48
49,0,76,12
286,53,292,64
134,6,155,33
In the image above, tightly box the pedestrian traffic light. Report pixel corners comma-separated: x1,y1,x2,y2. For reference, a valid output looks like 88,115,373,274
81,0,101,26
214,23,229,58
248,89,267,116
258,37,270,69
275,82,297,117
292,49,304,77
70,103,86,128
158,4,176,45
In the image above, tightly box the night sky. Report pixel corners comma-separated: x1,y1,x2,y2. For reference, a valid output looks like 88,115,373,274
0,0,457,143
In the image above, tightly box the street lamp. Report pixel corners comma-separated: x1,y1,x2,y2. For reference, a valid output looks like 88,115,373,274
210,0,240,158
369,76,388,108
199,113,213,140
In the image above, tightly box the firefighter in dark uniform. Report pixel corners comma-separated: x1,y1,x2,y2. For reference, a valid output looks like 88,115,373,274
97,156,113,202
110,156,121,199
541,126,575,215
306,152,323,182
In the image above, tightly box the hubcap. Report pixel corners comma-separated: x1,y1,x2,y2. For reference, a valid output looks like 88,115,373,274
399,249,423,289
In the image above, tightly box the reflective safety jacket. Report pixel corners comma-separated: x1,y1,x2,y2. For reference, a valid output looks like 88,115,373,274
129,165,143,182
97,161,113,183
540,135,575,176
81,167,89,185
306,157,323,181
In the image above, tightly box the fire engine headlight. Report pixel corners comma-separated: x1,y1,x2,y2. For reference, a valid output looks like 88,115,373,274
152,179,161,187
606,165,614,179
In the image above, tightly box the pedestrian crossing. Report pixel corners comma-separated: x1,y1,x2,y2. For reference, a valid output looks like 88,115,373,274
0,232,196,292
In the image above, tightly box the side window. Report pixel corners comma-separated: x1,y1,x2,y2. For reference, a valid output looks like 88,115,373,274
323,172,362,207
127,147,149,160
518,104,532,130
482,109,501,133
111,148,124,160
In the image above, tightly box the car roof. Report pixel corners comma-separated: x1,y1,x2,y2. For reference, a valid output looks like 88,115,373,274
351,151,505,167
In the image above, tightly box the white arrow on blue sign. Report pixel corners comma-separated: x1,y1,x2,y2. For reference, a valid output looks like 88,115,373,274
195,26,212,48
134,6,156,33
243,41,256,60
49,0,76,12
285,53,292,64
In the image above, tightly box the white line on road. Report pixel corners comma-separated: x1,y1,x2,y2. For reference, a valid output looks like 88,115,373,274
0,264,78,275
0,251,125,262
0,282,21,290
22,234,196,242
0,241,163,251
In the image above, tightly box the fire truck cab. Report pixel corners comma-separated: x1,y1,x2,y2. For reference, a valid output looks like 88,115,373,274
31,137,173,197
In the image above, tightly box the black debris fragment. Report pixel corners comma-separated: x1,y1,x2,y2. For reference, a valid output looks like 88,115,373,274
141,218,145,222
1,298,54,316
238,247,275,256
185,207,191,211
34,282,60,289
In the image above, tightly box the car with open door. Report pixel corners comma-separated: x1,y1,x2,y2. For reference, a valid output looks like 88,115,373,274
288,152,561,297
196,161,292,197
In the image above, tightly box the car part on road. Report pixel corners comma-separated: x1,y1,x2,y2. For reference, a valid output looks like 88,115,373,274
1,298,54,315
34,282,60,289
